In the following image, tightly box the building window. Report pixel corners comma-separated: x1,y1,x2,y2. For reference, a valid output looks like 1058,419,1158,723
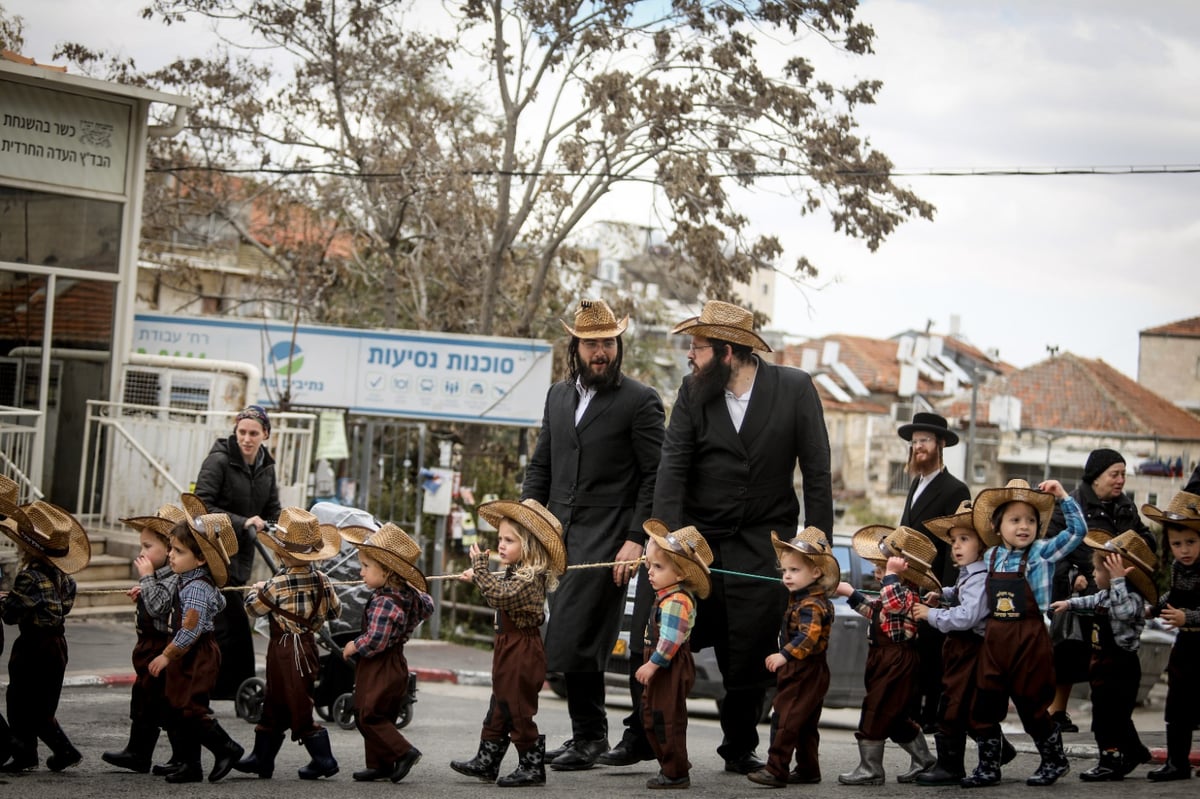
888,462,910,494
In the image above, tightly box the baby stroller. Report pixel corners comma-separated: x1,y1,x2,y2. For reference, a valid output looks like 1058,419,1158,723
234,502,419,730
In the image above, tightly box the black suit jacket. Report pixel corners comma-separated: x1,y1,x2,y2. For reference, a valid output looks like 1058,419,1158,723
900,468,970,587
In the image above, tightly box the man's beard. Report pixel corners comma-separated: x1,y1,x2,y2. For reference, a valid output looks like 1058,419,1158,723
689,356,732,406
577,353,620,391
907,447,939,477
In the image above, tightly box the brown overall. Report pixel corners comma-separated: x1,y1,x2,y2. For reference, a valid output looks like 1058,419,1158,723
256,593,323,740
767,650,829,781
972,549,1054,740
1163,581,1200,728
479,608,544,752
937,631,981,737
353,595,416,769
1088,605,1144,754
7,623,68,757
163,574,222,730
641,600,695,780
129,607,171,730
857,607,920,743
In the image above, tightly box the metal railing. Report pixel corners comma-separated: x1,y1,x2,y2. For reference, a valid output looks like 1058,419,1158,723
77,400,317,528
0,405,43,503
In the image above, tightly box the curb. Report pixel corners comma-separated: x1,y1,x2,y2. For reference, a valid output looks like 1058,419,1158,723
63,665,481,690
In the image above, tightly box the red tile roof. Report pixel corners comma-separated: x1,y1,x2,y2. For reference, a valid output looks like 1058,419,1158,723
1141,316,1200,338
938,352,1200,440
0,277,115,348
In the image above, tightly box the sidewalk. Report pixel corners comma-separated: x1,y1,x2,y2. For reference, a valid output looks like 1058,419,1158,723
24,617,1200,766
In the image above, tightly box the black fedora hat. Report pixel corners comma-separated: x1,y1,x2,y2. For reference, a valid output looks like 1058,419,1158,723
897,412,959,447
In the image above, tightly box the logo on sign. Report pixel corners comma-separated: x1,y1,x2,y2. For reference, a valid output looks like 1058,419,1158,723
269,340,304,376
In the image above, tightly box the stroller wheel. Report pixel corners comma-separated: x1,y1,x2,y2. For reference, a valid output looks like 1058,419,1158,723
315,704,334,722
396,702,412,729
235,677,266,723
333,693,357,730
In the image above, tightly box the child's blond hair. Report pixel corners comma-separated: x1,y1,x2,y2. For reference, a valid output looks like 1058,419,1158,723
507,521,560,593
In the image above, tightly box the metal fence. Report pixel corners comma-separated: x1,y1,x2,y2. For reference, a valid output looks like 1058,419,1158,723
0,405,42,503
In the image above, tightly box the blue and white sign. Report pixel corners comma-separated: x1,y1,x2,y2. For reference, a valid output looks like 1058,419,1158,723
133,314,554,426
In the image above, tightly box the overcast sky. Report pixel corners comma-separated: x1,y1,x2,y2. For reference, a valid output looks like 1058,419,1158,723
11,0,1197,379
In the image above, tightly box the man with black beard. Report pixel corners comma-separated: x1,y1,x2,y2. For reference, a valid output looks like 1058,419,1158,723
521,299,665,771
896,412,970,734
651,300,833,775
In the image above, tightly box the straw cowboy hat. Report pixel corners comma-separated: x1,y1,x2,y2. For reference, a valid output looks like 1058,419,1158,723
353,523,428,593
643,518,714,599
0,474,19,515
0,499,92,575
560,299,629,339
851,524,941,591
972,479,1056,548
671,300,772,352
337,525,375,546
1083,529,1159,604
1142,490,1200,531
120,502,189,541
923,499,977,545
771,527,840,594
478,498,567,577
258,506,341,562
897,412,960,447
180,493,241,559
188,512,238,588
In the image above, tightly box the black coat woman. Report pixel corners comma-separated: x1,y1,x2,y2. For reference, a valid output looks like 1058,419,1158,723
194,404,282,699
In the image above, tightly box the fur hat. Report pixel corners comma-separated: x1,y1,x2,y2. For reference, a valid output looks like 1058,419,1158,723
0,500,92,575
671,300,772,352
923,499,978,545
643,519,714,599
771,527,840,594
1142,490,1200,531
560,299,628,340
851,524,940,591
187,513,237,588
121,502,189,541
1083,529,1159,604
897,412,959,447
353,523,428,593
972,479,1055,548
259,506,341,562
477,498,567,577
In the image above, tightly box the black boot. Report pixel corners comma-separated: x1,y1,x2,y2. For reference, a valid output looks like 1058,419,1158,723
0,738,37,772
1147,723,1193,781
165,728,203,784
43,720,83,772
233,729,285,778
961,736,1003,788
916,733,966,785
201,721,245,783
451,738,511,781
497,735,546,787
102,722,160,773
152,727,185,776
1080,749,1124,782
1026,725,1069,786
390,746,422,783
1000,735,1017,765
0,713,10,769
297,727,339,780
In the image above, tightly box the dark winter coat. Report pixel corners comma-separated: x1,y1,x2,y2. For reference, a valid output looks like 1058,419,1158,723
901,468,971,587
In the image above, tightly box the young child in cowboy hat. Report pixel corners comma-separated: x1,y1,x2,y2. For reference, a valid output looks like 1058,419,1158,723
836,525,938,786
1050,529,1157,781
963,478,1083,788
235,507,343,781
343,523,434,784
634,519,713,790
1141,489,1200,781
102,500,188,774
912,500,1016,786
746,528,837,789
0,484,91,773
452,498,566,788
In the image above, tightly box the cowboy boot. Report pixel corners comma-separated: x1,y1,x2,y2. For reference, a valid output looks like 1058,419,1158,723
164,727,203,784
152,727,186,776
1026,725,1069,786
497,735,546,787
201,720,245,783
451,738,511,781
297,727,339,780
1080,749,1124,782
916,733,966,785
43,720,83,772
1147,723,1193,781
961,736,1003,788
897,732,936,782
837,738,886,785
102,722,161,773
233,729,285,778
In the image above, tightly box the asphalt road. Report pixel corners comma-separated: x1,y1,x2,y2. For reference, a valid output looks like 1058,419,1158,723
3,681,1197,798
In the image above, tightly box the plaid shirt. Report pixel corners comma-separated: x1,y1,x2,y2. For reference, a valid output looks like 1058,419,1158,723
245,564,342,634
164,567,225,660
1156,560,1200,629
1067,579,1145,652
983,496,1086,612
0,560,75,628
470,551,547,630
645,585,696,668
779,585,833,662
354,584,434,658
137,564,177,635
849,575,919,643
